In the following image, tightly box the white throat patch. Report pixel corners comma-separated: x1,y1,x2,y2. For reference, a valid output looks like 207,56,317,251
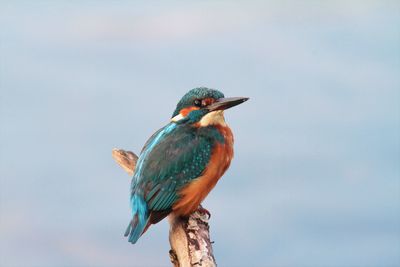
199,110,226,127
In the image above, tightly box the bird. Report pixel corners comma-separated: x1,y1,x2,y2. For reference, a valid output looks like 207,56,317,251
125,87,248,244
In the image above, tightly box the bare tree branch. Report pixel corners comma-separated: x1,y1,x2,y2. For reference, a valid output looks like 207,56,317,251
112,148,138,176
169,210,216,267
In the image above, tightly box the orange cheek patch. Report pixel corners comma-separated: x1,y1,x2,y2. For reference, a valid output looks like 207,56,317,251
180,106,200,117
202,98,215,106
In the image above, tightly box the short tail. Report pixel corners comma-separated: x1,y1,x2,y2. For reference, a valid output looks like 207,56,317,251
124,195,149,244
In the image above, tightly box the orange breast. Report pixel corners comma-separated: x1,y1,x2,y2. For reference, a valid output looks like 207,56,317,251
172,126,234,216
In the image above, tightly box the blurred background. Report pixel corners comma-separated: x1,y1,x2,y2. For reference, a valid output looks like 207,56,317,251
1,1,399,266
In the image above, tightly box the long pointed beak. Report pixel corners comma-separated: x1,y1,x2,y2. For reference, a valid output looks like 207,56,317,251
207,97,249,112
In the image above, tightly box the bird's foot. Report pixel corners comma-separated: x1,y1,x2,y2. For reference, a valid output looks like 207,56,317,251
197,205,211,219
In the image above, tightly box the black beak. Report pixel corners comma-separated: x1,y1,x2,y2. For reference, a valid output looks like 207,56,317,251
207,97,249,112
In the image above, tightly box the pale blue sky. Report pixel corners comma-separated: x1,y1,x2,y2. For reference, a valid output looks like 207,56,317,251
1,1,399,267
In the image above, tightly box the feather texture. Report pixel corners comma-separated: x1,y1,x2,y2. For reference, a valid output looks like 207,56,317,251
126,122,228,243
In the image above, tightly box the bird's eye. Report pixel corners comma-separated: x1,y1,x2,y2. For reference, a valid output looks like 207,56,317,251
194,99,202,107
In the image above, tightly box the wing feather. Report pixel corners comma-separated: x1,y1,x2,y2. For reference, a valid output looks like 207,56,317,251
133,124,215,215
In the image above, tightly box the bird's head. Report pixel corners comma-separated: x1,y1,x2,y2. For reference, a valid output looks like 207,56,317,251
171,87,248,126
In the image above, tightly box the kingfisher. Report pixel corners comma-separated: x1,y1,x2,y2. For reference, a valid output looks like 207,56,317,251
125,87,248,244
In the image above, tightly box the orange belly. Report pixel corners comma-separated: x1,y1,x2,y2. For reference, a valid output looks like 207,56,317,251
172,126,234,216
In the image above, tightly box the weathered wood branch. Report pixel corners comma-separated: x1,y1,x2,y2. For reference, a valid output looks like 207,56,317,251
112,148,138,176
169,209,216,267
112,148,217,267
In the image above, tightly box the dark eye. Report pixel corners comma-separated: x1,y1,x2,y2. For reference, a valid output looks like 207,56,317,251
194,99,202,107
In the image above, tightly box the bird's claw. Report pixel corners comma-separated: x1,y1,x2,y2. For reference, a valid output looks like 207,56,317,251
197,205,211,219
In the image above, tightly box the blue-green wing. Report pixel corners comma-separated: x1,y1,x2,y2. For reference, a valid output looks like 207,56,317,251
134,124,215,212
